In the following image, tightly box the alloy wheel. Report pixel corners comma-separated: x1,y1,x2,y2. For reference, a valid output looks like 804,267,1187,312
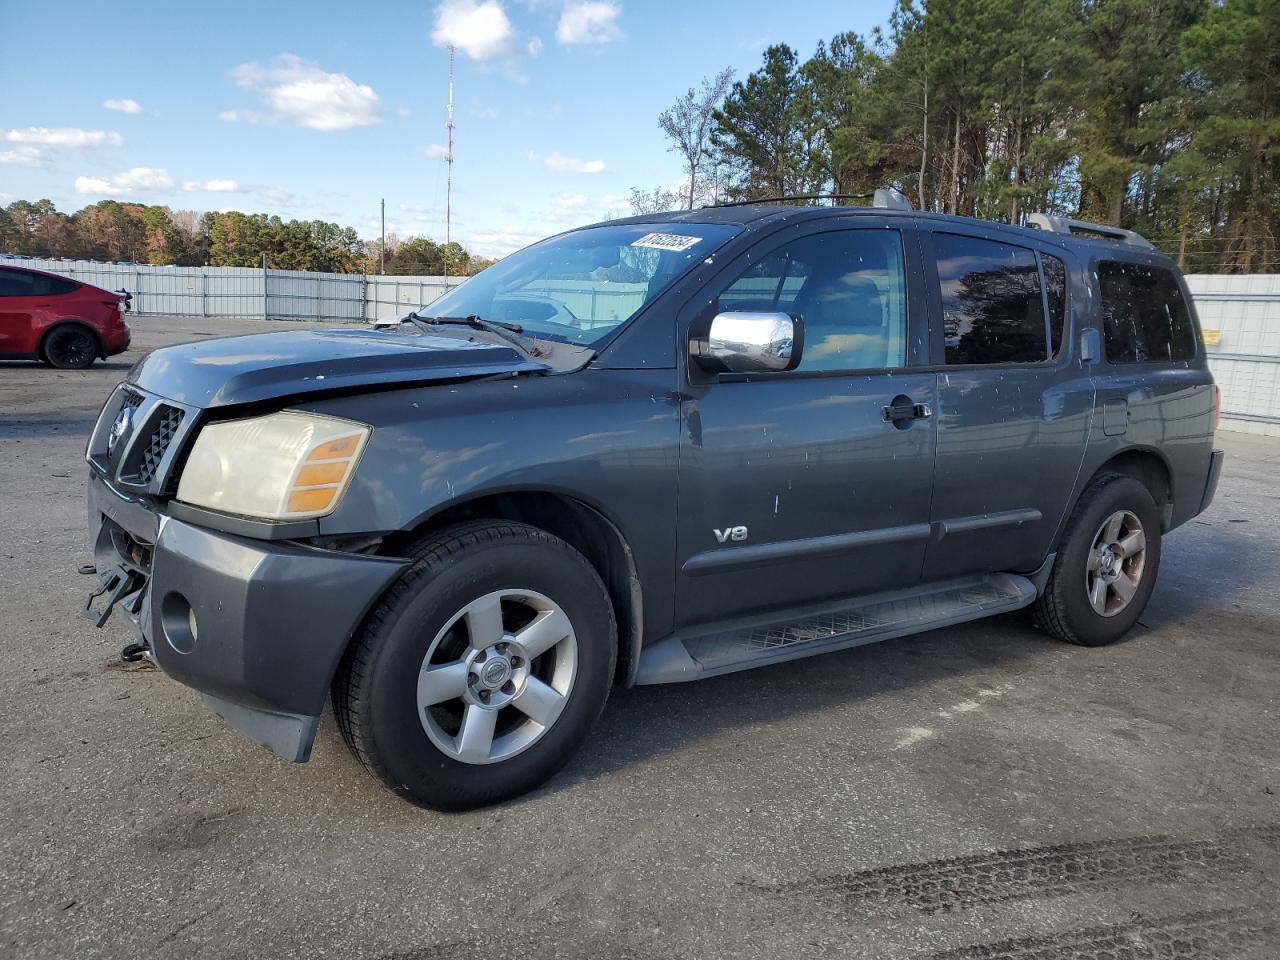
416,589,577,764
1085,509,1147,617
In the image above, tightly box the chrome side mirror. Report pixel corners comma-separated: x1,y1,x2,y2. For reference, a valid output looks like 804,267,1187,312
693,311,803,374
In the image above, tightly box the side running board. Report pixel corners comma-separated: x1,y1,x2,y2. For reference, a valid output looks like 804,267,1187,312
635,573,1037,685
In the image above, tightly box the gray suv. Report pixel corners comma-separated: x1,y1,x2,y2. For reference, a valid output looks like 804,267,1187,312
83,192,1223,809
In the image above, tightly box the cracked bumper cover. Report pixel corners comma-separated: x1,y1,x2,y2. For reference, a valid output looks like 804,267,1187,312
88,471,406,762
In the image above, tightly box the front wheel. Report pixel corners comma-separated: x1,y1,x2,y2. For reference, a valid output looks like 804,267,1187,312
333,521,616,810
1034,473,1162,646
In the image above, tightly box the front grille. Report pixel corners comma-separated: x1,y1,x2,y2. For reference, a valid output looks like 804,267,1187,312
88,385,196,495
134,406,184,485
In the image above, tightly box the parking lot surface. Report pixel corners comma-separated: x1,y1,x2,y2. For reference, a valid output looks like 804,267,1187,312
1,316,1278,959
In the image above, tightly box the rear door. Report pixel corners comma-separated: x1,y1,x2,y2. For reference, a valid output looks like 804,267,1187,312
0,268,41,354
919,228,1095,580
674,219,937,628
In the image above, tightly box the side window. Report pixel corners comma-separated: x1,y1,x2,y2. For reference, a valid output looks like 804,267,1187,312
0,270,38,297
935,233,1047,364
715,230,907,372
1098,261,1196,363
48,276,79,295
1042,254,1067,357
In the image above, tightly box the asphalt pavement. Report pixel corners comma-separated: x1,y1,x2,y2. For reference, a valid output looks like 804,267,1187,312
1,315,1277,959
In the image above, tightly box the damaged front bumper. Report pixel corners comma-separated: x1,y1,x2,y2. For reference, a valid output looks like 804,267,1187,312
86,470,406,762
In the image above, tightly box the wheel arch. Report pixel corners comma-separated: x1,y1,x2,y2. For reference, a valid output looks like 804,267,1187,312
382,490,643,687
38,320,104,362
1085,447,1174,530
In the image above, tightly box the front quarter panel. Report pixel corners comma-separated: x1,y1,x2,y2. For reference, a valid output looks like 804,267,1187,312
300,368,681,634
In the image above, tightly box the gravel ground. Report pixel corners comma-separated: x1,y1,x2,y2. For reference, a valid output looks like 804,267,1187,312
1,315,1278,960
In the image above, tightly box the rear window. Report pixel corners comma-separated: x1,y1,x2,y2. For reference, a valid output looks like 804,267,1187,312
1099,261,1196,363
0,269,77,297
935,234,1047,364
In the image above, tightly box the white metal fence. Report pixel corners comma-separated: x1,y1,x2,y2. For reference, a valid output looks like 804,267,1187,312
4,257,464,323
1187,274,1280,437
6,257,1278,436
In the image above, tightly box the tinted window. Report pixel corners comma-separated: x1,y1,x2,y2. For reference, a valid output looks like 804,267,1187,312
0,269,38,297
1043,254,1067,356
1099,261,1195,363
715,230,907,372
0,270,76,297
936,234,1046,364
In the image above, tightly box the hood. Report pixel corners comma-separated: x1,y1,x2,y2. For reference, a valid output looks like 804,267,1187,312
127,327,550,408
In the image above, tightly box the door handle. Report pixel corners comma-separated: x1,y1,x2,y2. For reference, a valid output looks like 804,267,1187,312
881,396,932,427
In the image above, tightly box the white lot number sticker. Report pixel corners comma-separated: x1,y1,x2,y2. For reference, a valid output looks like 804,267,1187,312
631,232,701,252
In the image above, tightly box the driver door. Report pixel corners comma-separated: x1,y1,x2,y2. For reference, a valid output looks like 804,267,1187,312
674,222,937,628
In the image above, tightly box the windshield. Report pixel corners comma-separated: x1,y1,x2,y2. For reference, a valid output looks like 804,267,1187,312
419,222,741,347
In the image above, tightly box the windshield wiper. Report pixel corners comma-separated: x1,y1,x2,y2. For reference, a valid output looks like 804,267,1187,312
404,312,545,358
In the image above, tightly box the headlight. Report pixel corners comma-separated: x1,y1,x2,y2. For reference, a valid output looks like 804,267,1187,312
176,411,370,521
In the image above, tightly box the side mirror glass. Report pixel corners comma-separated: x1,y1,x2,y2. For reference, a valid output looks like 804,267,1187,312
694,311,803,374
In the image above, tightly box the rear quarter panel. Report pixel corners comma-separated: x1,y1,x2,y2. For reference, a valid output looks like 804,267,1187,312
1073,253,1215,531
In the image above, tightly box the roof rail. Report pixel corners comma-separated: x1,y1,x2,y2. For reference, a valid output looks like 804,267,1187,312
1025,213,1154,249
709,187,914,212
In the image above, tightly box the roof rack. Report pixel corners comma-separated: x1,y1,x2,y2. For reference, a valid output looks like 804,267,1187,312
1025,213,1153,249
710,187,914,212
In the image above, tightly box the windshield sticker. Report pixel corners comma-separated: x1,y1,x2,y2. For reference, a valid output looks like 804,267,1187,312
631,233,701,252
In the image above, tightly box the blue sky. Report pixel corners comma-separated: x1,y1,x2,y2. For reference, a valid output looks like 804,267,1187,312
2,1,887,258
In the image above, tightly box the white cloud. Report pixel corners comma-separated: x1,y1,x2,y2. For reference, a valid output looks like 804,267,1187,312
257,186,304,207
104,98,143,114
527,36,543,57
0,146,44,167
556,2,622,44
4,127,123,148
182,179,242,192
550,191,589,209
543,151,606,173
545,190,629,222
74,167,176,196
229,54,383,131
423,143,450,159
468,227,547,258
431,0,513,60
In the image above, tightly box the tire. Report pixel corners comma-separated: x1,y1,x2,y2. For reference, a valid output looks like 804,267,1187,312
43,325,99,369
333,520,617,810
1034,473,1162,646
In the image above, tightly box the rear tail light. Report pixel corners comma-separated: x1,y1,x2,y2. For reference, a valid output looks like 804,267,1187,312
1212,384,1220,431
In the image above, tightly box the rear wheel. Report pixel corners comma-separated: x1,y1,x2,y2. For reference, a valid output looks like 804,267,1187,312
333,520,616,810
43,325,98,369
1034,473,1162,646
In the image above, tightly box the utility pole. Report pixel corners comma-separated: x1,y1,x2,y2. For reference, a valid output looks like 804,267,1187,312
444,43,455,283
379,197,385,275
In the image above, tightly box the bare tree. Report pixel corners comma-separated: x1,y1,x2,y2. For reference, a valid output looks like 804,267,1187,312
658,68,735,210
628,186,684,216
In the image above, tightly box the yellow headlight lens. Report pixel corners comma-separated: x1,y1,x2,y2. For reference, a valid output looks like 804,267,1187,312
176,411,370,521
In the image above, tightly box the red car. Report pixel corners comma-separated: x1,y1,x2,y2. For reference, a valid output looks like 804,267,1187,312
0,264,132,368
